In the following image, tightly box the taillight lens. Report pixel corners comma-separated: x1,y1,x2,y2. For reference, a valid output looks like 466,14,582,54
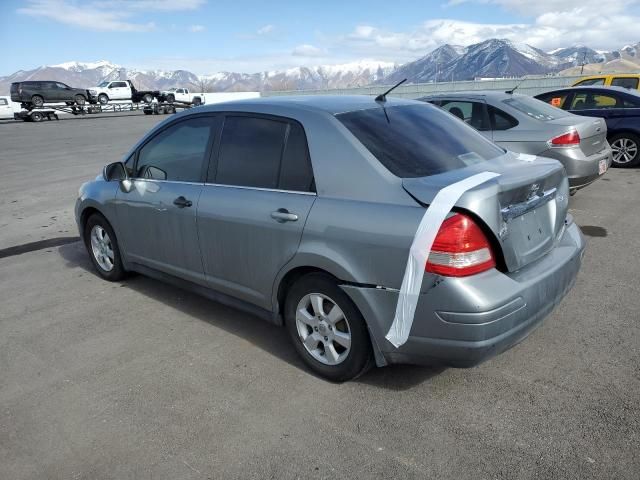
549,129,580,147
425,213,496,277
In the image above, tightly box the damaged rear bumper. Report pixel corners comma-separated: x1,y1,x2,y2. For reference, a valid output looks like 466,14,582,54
341,219,585,368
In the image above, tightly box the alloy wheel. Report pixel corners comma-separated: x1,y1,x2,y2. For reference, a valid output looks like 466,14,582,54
611,137,638,164
90,225,115,272
295,293,352,366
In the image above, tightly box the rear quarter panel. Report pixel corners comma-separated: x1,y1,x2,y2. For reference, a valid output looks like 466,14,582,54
277,197,425,290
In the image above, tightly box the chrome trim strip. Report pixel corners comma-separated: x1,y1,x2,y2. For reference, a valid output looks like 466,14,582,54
130,178,204,186
203,182,317,196
501,187,556,221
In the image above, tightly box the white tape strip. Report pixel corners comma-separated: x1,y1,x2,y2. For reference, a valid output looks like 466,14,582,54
517,153,536,162
385,171,501,348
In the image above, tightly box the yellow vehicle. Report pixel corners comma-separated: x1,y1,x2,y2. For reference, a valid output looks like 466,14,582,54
572,74,640,90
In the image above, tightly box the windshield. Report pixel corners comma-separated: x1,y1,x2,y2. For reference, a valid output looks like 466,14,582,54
336,104,505,178
167,88,177,91
98,81,109,87
502,96,568,121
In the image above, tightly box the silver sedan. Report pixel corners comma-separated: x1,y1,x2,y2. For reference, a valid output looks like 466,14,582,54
421,91,612,193
76,95,585,381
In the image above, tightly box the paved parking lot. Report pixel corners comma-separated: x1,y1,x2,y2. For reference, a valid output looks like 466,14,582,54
1,113,639,479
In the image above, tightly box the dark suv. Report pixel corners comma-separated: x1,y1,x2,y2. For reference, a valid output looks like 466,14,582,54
10,81,92,107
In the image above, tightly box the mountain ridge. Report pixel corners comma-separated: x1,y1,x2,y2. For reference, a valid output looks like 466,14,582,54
1,39,638,94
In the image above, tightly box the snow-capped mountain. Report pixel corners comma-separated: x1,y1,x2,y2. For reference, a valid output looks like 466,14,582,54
0,59,395,94
384,39,565,84
0,39,638,94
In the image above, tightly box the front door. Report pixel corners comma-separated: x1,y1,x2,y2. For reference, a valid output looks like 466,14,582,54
116,115,217,284
197,115,316,310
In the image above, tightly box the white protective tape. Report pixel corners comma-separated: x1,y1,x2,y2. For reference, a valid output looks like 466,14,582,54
517,153,537,162
385,171,501,348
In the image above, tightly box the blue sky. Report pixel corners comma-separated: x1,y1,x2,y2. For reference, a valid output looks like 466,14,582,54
1,0,638,75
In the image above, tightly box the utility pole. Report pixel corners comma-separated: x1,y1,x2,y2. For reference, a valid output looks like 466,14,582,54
580,52,587,75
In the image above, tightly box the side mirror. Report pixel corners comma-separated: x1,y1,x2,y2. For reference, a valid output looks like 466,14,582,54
103,162,128,182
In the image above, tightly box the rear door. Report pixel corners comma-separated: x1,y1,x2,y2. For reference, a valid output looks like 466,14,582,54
116,115,218,284
566,89,626,123
197,114,316,310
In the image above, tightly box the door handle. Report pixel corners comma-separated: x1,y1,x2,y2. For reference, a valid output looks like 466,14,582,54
173,196,193,208
270,209,298,223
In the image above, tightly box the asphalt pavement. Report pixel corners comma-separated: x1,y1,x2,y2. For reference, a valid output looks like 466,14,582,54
0,112,638,479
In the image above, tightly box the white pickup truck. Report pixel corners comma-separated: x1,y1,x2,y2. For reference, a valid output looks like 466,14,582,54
90,80,164,105
162,88,205,105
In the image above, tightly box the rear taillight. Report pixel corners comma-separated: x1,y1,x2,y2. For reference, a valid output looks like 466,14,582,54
549,129,580,147
425,213,496,277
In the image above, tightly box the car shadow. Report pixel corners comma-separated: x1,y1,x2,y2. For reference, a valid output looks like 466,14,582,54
58,241,442,390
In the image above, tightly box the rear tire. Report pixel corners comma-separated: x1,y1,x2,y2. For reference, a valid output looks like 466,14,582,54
610,133,640,168
31,111,43,122
167,94,175,103
284,273,373,382
143,93,153,104
98,94,109,105
74,94,86,105
193,97,202,106
31,95,44,107
84,213,126,281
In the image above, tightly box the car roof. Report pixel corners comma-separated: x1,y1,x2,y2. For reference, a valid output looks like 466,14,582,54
541,85,640,96
194,94,420,115
576,74,640,79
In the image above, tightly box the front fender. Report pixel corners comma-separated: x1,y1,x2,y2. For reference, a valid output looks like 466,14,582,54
75,179,120,243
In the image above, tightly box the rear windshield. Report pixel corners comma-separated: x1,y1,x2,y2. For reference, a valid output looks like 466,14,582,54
502,96,567,121
336,104,504,178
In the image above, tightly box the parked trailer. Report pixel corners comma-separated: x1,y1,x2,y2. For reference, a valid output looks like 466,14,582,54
13,101,193,122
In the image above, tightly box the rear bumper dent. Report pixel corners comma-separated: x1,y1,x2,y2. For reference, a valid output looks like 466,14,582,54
343,221,585,368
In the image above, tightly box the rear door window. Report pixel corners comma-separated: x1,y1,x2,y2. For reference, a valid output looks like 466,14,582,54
213,116,314,192
0,99,7,106
279,123,314,192
574,78,605,86
570,92,620,110
136,117,213,182
611,77,639,89
337,104,504,178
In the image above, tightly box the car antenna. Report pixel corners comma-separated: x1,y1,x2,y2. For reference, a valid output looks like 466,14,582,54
505,78,524,94
375,78,407,103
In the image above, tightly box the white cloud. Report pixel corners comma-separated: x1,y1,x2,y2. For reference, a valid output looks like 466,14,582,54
189,24,205,32
17,0,206,32
292,44,327,57
335,0,640,61
257,24,275,35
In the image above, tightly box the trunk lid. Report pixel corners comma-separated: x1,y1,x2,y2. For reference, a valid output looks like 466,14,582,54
402,154,570,272
548,115,608,156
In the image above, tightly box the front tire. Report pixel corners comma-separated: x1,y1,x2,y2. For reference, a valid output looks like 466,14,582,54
84,213,126,281
74,94,86,105
284,273,373,382
98,94,109,105
610,133,640,168
143,93,153,104
167,94,175,103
